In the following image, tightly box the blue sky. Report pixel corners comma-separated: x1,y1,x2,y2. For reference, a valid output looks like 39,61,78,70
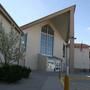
0,0,90,45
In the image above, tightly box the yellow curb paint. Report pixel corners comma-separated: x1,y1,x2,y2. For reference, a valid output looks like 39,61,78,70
70,77,90,80
60,77,64,86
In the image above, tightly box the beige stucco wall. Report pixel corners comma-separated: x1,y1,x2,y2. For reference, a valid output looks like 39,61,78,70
0,13,19,34
38,54,47,71
74,48,90,69
23,24,41,69
0,13,20,48
53,28,65,58
0,13,11,33
23,20,66,70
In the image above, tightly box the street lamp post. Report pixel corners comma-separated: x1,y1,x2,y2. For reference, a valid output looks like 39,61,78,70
64,36,76,90
66,44,69,75
64,44,70,90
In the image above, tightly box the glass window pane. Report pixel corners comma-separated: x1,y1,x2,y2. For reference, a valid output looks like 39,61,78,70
41,25,54,56
40,33,47,55
41,26,47,33
47,26,54,35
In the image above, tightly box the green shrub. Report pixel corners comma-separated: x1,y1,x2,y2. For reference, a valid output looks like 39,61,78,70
0,64,31,83
21,67,31,78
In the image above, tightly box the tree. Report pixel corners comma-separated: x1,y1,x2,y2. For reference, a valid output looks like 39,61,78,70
0,22,24,64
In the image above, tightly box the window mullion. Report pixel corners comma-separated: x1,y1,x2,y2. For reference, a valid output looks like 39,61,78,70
41,25,54,56
46,28,48,55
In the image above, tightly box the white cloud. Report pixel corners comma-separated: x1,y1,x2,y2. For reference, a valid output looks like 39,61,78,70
87,27,90,30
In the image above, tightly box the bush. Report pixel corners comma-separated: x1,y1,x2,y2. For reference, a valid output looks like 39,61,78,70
0,64,31,83
21,67,31,78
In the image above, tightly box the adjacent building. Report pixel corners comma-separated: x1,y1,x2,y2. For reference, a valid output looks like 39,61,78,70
74,43,90,72
0,4,26,65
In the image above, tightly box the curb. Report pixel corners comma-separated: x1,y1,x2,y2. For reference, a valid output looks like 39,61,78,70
59,76,90,87
70,77,90,80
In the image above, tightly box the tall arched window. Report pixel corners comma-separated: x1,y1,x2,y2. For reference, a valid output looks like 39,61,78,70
40,25,54,56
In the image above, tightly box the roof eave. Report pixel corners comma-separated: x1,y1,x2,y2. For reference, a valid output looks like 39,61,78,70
0,4,22,33
20,5,76,30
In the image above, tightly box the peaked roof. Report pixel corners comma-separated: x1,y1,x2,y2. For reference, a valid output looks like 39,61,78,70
21,5,76,30
74,43,90,48
0,4,22,33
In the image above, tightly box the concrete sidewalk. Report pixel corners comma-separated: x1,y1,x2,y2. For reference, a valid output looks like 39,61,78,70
0,71,63,90
41,74,63,90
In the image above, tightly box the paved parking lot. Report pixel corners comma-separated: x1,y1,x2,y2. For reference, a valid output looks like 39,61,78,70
70,80,90,90
70,73,90,90
60,72,90,90
0,71,63,90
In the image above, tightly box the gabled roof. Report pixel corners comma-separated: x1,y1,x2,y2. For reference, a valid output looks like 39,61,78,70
74,43,90,48
20,5,76,30
0,4,22,33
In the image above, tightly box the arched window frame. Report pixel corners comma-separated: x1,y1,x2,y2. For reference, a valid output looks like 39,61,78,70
40,24,54,56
